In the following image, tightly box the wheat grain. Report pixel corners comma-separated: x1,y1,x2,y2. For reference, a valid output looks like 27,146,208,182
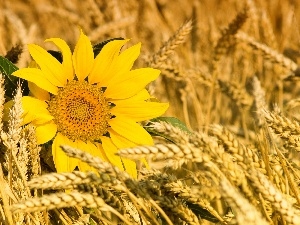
218,79,253,110
1,85,31,222
79,185,125,214
286,98,300,112
25,125,41,179
4,85,23,153
246,0,260,39
251,75,268,126
117,142,207,167
0,166,14,225
210,124,267,174
28,171,117,190
10,191,108,213
236,31,298,79
61,145,130,181
154,195,200,225
148,121,191,145
260,11,278,49
220,178,269,225
165,180,225,223
263,110,300,151
248,169,300,224
148,20,193,68
213,6,248,63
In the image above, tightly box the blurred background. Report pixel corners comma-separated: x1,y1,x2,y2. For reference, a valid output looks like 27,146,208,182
1,0,300,133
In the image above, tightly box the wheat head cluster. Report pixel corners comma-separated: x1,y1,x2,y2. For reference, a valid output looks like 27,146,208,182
1,0,300,224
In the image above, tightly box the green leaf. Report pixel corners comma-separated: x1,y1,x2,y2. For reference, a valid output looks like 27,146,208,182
160,201,220,224
0,56,19,98
185,202,220,223
144,117,192,143
0,56,18,77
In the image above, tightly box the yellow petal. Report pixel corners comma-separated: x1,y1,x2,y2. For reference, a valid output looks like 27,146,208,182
76,140,92,172
109,116,153,145
107,42,141,84
45,38,74,81
104,68,160,99
21,96,53,125
110,129,149,170
34,121,57,144
52,133,79,172
88,141,106,159
12,68,58,95
101,136,137,178
94,142,110,161
89,39,129,84
111,101,169,122
112,89,150,102
28,44,65,87
109,129,138,148
73,30,94,81
29,113,54,125
28,81,50,101
77,141,102,173
22,96,48,109
120,157,137,178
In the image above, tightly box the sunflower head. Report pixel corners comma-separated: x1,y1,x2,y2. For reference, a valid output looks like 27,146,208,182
10,30,169,177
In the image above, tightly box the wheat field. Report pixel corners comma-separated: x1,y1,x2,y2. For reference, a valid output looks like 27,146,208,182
1,0,300,224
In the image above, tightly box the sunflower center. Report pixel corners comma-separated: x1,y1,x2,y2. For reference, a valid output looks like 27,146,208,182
48,80,111,142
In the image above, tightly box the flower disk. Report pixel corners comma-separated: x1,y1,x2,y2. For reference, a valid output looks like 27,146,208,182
48,80,111,142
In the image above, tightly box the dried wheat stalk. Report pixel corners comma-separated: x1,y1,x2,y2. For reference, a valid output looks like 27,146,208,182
206,6,248,131
61,145,130,181
117,142,206,166
164,180,225,223
148,20,193,68
24,125,41,179
210,124,266,174
10,191,108,213
251,75,268,127
263,109,300,151
236,31,298,79
248,168,300,224
213,6,248,63
28,171,117,190
218,79,253,110
148,121,191,145
77,185,125,214
220,178,269,225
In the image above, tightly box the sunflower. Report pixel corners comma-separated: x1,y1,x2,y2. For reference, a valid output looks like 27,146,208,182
11,30,168,177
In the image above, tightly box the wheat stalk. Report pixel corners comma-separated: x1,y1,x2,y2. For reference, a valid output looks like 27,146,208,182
28,171,117,190
220,178,269,225
248,168,300,224
148,20,193,68
236,31,298,79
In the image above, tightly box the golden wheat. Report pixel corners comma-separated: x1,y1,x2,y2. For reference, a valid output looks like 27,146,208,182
2,0,300,224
